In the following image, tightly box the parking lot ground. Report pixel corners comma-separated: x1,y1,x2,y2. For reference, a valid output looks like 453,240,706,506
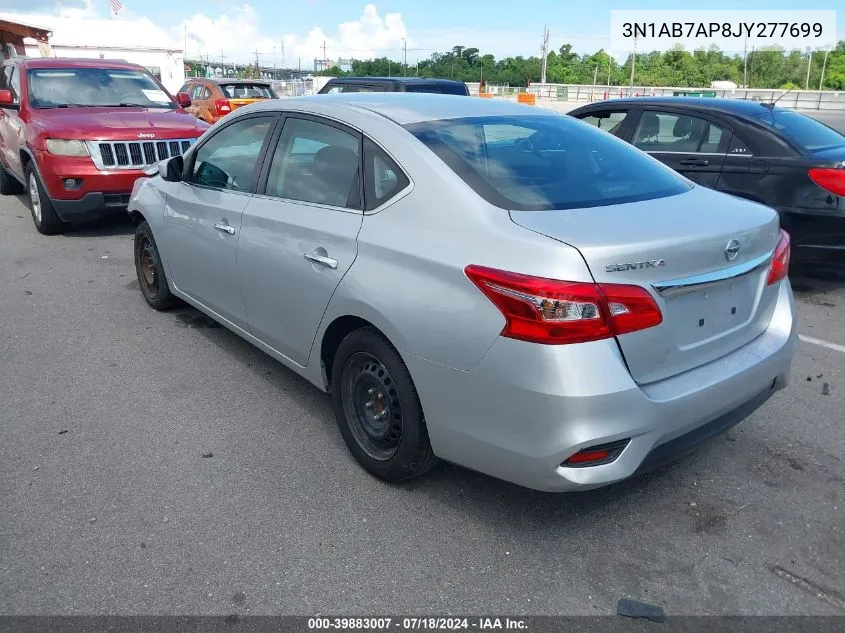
1,194,844,616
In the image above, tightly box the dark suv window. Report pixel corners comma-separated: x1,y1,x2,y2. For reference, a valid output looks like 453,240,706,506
406,115,690,211
404,83,468,96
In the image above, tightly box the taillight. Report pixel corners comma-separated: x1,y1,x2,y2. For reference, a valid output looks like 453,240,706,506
464,265,662,345
809,167,845,196
215,98,232,115
767,229,791,286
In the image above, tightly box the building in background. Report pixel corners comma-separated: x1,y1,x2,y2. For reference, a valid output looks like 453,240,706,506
0,16,52,60
0,12,185,94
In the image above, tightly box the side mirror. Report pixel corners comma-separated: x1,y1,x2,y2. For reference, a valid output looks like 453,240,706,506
0,89,16,108
176,92,192,108
160,155,184,182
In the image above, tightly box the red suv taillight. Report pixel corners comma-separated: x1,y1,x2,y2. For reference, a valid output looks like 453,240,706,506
767,229,791,286
464,265,663,345
215,98,232,115
809,167,845,196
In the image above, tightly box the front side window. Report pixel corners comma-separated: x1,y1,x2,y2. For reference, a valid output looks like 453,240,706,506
406,115,690,211
578,111,629,137
189,115,274,191
265,117,361,208
27,67,176,109
633,111,728,153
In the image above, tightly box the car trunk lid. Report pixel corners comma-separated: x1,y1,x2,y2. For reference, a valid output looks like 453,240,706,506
509,187,782,384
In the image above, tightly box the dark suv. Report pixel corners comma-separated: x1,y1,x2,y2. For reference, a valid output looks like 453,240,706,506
318,77,469,96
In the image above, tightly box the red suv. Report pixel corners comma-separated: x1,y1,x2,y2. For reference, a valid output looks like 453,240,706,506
0,57,209,234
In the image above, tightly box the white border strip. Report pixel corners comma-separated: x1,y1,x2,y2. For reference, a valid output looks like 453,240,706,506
799,334,845,354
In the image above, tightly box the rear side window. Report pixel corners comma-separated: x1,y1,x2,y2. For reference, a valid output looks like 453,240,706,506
578,111,629,137
633,111,728,153
406,115,690,211
752,109,845,152
265,117,361,209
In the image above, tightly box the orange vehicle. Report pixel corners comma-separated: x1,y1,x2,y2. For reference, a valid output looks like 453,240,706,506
177,78,278,124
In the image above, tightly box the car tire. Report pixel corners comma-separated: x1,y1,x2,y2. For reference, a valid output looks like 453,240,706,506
26,164,66,235
0,162,23,195
134,220,179,310
331,327,437,483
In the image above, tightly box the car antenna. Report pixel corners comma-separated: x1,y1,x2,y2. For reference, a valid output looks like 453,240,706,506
762,87,793,109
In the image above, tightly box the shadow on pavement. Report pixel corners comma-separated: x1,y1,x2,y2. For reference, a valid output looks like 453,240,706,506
64,214,136,238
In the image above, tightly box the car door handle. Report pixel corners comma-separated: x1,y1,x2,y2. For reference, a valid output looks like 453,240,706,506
214,222,235,235
679,158,709,166
304,252,338,269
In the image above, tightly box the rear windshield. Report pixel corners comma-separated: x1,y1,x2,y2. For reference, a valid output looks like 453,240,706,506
752,109,845,152
404,83,469,96
219,83,276,99
405,115,691,211
27,68,175,109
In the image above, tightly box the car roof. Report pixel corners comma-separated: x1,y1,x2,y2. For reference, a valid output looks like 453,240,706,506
13,57,144,71
326,76,466,86
251,91,554,125
580,96,778,118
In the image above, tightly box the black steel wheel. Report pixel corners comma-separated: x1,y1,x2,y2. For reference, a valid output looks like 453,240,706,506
134,220,178,310
331,328,437,482
341,352,404,461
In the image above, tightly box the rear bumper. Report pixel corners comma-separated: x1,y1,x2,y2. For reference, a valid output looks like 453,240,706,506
404,280,798,492
780,207,845,264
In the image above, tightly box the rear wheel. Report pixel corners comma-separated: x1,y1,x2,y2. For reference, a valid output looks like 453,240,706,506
331,328,437,482
26,164,66,235
134,220,179,310
0,162,23,195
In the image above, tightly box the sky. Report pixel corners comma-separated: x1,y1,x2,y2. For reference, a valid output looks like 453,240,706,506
1,0,843,66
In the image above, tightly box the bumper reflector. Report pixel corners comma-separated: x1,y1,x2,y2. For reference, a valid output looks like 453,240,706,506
562,439,630,468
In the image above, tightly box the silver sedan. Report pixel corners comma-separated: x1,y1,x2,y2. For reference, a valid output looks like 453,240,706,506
128,93,798,491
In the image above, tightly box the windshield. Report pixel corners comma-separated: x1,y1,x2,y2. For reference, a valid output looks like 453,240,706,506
406,115,690,211
219,83,276,99
27,68,176,109
752,109,845,152
404,83,469,95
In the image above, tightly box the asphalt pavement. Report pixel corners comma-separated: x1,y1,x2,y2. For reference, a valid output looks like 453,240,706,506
1,113,844,617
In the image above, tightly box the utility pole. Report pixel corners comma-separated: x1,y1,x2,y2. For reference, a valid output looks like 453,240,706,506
607,52,612,88
183,24,187,59
742,34,748,87
819,49,829,90
630,36,637,88
805,49,813,91
280,42,286,70
322,40,327,70
540,25,549,84
403,38,407,73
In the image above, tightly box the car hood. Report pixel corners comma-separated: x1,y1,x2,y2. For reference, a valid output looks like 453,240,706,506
29,107,209,140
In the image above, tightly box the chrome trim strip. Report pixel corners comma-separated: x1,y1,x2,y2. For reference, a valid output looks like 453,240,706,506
652,251,772,298
86,138,196,170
